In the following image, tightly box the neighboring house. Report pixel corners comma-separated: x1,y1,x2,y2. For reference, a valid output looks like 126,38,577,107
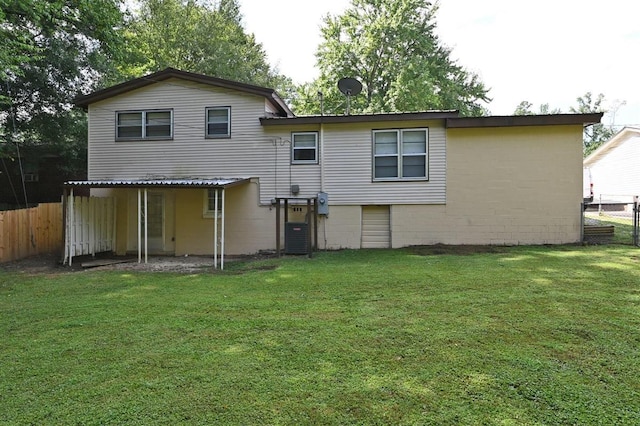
583,127,640,203
0,146,86,211
67,68,602,260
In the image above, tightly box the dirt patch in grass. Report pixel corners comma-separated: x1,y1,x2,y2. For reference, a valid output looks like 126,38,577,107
0,253,66,274
406,244,510,256
1,252,280,275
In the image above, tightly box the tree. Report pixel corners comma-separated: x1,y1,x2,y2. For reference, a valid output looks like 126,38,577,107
127,0,293,98
513,101,561,115
0,0,126,188
569,92,615,156
291,0,490,116
513,93,615,156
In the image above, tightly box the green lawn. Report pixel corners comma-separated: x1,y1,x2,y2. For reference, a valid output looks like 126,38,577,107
1,246,640,425
585,212,636,244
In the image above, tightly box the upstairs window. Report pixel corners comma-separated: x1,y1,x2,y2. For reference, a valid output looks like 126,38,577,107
116,110,173,140
373,128,428,180
291,132,318,164
206,107,231,138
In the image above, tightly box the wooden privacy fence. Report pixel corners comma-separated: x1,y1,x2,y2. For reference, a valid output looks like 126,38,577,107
0,203,63,263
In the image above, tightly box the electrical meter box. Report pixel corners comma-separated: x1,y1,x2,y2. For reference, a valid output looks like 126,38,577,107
317,192,329,215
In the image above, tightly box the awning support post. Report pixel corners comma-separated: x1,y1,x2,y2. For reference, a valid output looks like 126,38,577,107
61,187,68,264
137,189,141,263
214,188,218,269
221,188,225,270
307,198,312,258
276,198,281,257
144,188,148,264
69,188,74,266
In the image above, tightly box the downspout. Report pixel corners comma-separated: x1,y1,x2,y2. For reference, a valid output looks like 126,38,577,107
319,91,325,192
320,122,325,192
319,92,326,250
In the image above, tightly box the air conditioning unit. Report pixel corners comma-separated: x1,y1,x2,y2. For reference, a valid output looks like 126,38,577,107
24,172,38,182
285,222,308,254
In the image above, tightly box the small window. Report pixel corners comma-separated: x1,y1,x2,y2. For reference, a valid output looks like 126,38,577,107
206,107,231,138
292,132,318,164
373,128,428,180
116,110,172,140
203,188,222,218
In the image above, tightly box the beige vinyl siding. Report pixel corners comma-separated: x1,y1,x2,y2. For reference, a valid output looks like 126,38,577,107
262,125,322,200
322,121,446,205
361,205,390,248
88,79,301,204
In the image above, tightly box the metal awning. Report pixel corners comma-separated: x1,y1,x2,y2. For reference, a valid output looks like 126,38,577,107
63,178,252,270
63,177,251,189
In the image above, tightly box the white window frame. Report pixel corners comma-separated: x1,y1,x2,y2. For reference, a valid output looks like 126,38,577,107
203,188,222,218
205,107,231,138
291,132,319,164
372,128,428,181
115,109,173,141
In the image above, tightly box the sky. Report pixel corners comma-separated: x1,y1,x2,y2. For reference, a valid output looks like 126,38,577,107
238,0,640,127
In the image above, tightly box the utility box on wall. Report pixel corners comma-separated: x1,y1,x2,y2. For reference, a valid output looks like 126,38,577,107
317,192,329,215
285,222,309,254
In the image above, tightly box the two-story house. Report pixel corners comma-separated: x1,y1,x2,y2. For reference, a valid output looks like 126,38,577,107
65,68,602,264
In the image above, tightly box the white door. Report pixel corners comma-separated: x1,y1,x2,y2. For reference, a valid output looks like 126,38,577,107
145,193,164,252
361,205,390,248
127,190,175,254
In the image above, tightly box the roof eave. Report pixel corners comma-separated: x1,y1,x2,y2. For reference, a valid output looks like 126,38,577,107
446,113,604,129
74,68,292,117
584,126,640,166
260,111,460,126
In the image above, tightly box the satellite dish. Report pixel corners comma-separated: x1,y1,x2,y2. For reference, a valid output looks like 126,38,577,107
337,78,362,115
338,78,363,96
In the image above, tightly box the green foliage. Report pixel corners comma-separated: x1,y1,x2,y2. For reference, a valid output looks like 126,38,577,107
1,246,640,423
570,92,616,156
127,0,294,98
292,0,490,116
513,92,616,156
513,101,562,115
0,0,126,173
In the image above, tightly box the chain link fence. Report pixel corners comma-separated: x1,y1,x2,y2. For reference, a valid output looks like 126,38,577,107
583,195,640,245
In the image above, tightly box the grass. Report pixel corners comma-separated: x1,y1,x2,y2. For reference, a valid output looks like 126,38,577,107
584,211,636,244
1,245,640,424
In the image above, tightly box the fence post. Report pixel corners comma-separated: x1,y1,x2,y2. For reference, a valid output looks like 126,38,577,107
580,202,585,243
597,194,601,215
0,211,4,262
633,195,640,246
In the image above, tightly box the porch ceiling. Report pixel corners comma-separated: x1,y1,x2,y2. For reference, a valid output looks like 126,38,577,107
63,177,252,189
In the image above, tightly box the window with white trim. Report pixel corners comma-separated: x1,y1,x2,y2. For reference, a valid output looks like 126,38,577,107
203,188,222,218
373,128,428,180
116,110,173,140
206,107,231,138
291,132,318,164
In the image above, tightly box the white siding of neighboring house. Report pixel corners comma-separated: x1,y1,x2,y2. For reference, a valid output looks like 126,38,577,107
586,131,640,202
